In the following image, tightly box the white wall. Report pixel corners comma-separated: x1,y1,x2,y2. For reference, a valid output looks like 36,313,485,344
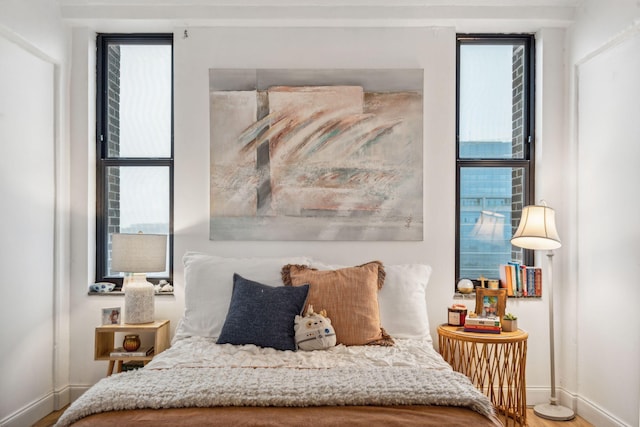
567,1,640,425
532,26,574,405
0,34,55,426
0,1,70,425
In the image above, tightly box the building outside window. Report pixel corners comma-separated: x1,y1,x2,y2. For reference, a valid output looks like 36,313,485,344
96,34,173,288
456,34,534,285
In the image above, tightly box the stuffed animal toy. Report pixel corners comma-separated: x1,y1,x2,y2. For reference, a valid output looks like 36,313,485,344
294,305,337,351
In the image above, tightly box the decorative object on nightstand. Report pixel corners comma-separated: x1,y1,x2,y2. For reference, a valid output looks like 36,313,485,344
101,307,121,325
474,287,507,320
111,232,167,324
502,313,518,332
511,203,574,421
447,303,467,326
122,334,141,352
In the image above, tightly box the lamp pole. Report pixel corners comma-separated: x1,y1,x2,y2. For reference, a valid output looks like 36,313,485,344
533,250,575,420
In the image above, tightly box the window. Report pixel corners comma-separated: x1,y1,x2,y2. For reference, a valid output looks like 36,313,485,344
456,34,534,285
96,34,173,288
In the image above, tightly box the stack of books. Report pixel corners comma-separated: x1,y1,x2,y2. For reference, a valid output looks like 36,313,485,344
110,346,154,357
464,317,501,334
499,262,542,297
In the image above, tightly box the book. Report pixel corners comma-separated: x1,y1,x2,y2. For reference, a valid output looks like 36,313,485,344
465,323,500,329
110,346,154,357
526,267,536,296
535,267,542,296
464,325,501,334
508,261,521,295
465,317,500,327
500,264,514,296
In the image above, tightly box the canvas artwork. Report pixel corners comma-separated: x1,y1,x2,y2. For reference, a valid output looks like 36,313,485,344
209,69,423,241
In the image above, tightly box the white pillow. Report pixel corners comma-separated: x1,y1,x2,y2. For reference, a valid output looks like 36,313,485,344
175,252,312,341
379,263,432,340
310,261,432,341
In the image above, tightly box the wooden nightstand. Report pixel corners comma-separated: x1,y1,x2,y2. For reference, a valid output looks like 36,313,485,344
437,324,528,427
94,319,170,376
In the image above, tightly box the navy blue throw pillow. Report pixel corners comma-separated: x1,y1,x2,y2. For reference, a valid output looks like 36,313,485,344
217,273,309,351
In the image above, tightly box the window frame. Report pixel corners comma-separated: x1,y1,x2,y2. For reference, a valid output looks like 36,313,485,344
95,33,174,288
455,33,535,285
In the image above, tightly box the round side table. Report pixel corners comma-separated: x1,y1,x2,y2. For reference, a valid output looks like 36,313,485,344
437,324,528,427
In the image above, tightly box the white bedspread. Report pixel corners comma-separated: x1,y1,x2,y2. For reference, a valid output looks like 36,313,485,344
55,338,494,426
147,336,452,370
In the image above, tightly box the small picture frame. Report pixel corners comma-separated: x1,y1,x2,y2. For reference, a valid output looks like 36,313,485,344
475,288,507,320
102,307,121,325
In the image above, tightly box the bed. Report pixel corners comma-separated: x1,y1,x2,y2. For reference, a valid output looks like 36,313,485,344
56,253,501,426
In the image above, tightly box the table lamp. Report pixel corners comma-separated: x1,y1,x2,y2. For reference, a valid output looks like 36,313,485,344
111,232,167,324
511,204,574,421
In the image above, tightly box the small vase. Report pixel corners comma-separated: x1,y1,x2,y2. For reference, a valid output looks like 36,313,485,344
123,334,141,352
502,319,518,332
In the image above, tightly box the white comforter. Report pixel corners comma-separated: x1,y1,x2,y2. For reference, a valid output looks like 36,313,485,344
147,336,451,370
55,338,494,426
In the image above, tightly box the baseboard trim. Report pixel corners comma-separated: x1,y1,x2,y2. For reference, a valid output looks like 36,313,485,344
69,384,92,402
54,386,71,410
0,385,87,427
0,393,54,427
576,394,633,427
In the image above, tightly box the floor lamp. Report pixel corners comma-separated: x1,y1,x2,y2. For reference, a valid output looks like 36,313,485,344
511,204,575,421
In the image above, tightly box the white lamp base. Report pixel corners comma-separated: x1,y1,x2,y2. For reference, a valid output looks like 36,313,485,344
534,403,575,421
124,273,155,324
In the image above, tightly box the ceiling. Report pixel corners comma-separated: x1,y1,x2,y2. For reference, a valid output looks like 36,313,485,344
56,0,582,31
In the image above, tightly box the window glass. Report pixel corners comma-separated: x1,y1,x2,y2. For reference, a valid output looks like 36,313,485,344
105,44,172,158
459,43,527,160
459,167,525,279
105,166,170,277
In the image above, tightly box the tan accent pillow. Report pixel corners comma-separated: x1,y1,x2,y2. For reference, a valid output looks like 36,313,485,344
282,261,393,346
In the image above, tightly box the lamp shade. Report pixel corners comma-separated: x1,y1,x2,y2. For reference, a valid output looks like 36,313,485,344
111,233,167,273
511,205,561,250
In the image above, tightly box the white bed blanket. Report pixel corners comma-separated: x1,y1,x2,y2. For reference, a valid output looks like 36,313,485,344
56,338,494,426
147,336,452,370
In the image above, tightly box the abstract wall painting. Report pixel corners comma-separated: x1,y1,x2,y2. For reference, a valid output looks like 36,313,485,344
209,69,423,241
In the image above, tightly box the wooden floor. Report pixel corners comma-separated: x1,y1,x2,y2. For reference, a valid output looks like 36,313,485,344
525,408,594,427
32,406,66,427
34,406,593,427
